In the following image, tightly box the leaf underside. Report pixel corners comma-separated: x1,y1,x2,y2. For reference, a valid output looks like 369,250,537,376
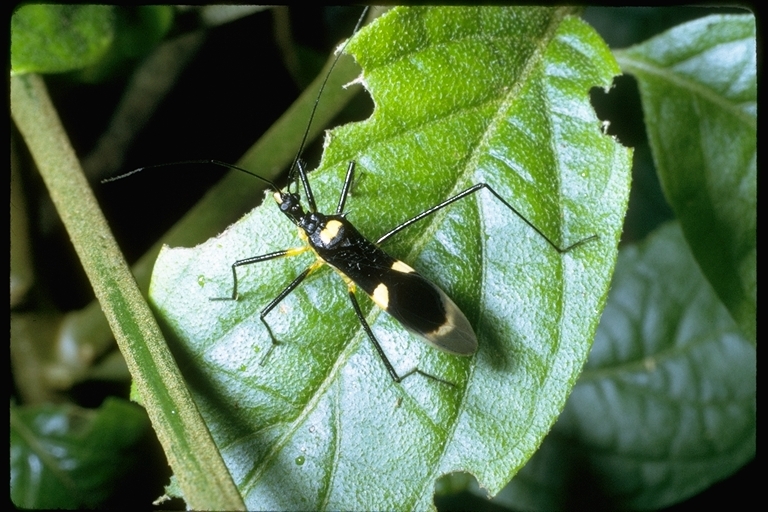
150,7,631,510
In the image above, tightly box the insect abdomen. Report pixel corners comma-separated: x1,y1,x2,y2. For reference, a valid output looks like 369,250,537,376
375,266,477,355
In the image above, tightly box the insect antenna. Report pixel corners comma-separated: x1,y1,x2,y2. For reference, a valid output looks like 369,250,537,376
286,6,370,213
102,159,281,193
103,7,371,196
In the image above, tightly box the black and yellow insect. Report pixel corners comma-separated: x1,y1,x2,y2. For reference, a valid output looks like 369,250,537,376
208,155,595,384
210,159,474,384
102,7,597,386
200,7,596,385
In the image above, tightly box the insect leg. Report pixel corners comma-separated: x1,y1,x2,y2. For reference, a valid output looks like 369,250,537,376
346,286,455,387
294,160,318,213
209,246,311,301
256,260,323,364
335,161,356,215
209,246,317,363
376,183,597,252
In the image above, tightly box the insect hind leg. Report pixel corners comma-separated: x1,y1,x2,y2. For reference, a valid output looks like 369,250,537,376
376,182,597,252
346,287,456,387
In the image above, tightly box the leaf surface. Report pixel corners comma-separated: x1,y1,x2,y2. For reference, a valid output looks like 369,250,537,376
150,7,631,509
10,399,151,509
616,15,756,341
11,5,114,75
495,222,755,510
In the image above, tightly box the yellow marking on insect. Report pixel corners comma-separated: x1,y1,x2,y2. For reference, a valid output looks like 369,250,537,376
432,323,456,337
285,246,311,257
391,260,415,273
273,191,283,204
320,219,343,245
430,307,457,337
372,283,389,309
305,259,325,276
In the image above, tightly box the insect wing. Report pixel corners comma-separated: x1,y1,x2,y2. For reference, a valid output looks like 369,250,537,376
371,263,477,355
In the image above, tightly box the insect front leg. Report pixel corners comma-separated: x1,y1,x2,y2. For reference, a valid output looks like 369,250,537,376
335,161,356,215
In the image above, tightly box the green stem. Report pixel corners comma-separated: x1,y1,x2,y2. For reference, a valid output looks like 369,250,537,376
11,73,245,511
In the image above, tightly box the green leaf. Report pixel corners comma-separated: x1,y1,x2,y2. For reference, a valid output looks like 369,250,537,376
75,6,175,84
494,222,755,511
615,15,756,341
150,7,631,509
11,5,115,75
10,398,151,509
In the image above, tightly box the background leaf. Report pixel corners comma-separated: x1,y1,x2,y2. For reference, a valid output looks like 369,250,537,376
615,15,756,341
10,398,152,509
150,7,631,510
493,222,755,510
11,5,115,75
